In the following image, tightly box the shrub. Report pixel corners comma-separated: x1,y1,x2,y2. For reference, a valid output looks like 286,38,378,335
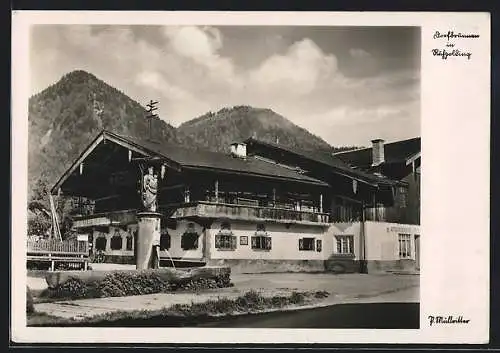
289,291,306,304
314,290,330,299
53,277,90,299
44,271,233,300
26,286,35,314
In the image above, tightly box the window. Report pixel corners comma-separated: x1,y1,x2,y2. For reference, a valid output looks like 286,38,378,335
181,227,199,250
110,233,123,250
316,239,322,252
398,186,408,208
299,237,316,251
252,223,271,250
215,232,237,250
160,232,171,250
215,222,236,250
335,235,354,254
398,233,412,258
95,236,107,251
126,235,133,251
251,235,272,250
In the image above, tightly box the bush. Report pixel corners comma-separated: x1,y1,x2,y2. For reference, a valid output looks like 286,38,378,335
44,271,233,300
314,290,330,299
52,277,90,299
95,272,172,297
289,291,306,304
26,286,35,314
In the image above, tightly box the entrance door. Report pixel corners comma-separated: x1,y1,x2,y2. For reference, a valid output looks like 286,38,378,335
415,235,420,270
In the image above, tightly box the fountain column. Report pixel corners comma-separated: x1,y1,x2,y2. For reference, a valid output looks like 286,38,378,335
136,212,162,269
135,163,164,270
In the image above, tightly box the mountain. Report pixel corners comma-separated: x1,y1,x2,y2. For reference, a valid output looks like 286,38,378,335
28,70,178,195
177,105,336,154
28,71,360,199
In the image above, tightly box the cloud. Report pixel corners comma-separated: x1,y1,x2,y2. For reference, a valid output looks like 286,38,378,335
349,48,372,58
303,101,420,146
30,25,420,145
248,39,338,96
134,71,192,101
163,26,222,64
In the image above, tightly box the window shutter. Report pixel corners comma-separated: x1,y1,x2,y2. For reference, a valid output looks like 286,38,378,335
231,236,237,249
265,237,272,250
299,238,304,250
251,236,257,248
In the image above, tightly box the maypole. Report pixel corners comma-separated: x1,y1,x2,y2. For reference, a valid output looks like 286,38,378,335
49,194,62,241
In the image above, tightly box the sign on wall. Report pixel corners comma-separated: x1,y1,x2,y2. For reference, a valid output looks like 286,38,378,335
386,225,420,234
77,234,89,242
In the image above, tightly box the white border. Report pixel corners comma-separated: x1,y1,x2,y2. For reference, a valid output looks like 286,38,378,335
11,11,491,344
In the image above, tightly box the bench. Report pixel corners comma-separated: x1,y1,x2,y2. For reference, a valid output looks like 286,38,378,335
27,254,90,271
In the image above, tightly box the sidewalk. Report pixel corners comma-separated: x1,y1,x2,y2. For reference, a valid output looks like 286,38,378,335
33,273,419,320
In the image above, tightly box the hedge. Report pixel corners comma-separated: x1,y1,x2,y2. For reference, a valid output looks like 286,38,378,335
42,271,232,300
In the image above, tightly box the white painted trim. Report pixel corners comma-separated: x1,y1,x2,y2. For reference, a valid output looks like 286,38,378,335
51,133,105,193
51,131,184,194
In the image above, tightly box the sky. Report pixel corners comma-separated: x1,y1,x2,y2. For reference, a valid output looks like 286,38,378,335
30,25,420,147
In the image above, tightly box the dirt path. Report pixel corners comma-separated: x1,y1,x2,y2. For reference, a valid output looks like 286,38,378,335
32,273,419,320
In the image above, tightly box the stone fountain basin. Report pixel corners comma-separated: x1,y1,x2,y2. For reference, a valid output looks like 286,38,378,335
45,266,231,289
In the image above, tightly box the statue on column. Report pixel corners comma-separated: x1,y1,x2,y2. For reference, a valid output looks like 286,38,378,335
142,166,158,212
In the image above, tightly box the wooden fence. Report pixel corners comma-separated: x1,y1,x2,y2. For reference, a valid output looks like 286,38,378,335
27,238,88,256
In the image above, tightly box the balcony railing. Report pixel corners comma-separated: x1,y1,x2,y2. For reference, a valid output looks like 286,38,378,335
72,209,137,228
170,201,330,225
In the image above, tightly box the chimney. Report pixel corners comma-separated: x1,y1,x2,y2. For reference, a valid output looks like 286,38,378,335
371,139,385,166
230,142,247,159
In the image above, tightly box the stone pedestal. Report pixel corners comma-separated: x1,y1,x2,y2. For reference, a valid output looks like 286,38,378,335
136,212,162,270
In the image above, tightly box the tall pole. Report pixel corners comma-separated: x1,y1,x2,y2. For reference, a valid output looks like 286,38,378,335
361,200,367,273
145,100,159,141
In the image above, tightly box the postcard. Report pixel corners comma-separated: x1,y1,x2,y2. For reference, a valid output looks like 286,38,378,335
11,10,490,344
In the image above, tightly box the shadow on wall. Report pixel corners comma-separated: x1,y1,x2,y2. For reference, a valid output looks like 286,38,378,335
325,254,359,274
208,259,325,274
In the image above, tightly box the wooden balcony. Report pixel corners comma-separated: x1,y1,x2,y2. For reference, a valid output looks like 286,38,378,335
72,209,137,229
170,201,330,226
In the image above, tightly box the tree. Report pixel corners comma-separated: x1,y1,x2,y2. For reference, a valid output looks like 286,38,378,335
27,177,51,237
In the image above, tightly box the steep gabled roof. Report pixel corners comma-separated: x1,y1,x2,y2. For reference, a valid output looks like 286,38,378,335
51,130,330,194
244,137,401,186
334,137,421,168
116,132,329,185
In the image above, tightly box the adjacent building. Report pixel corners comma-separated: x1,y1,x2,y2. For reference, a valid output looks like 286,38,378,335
50,130,421,273
334,137,421,225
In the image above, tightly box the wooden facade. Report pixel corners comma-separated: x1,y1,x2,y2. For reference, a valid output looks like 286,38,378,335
45,131,420,273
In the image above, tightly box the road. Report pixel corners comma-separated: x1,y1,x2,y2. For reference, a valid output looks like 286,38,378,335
198,302,419,329
198,286,419,329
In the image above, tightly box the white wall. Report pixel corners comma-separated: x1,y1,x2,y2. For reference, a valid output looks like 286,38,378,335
163,220,204,260
208,220,327,261
365,221,420,261
92,225,136,257
91,219,420,264
326,222,362,260
324,221,421,262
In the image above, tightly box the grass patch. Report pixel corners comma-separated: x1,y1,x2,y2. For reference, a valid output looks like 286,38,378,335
28,289,330,327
